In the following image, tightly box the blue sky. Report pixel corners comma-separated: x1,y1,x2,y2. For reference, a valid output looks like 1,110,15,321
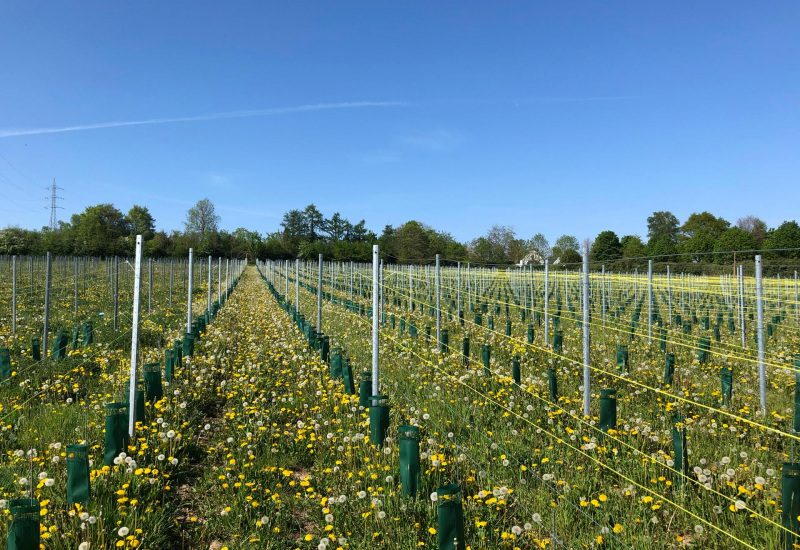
1,1,798,244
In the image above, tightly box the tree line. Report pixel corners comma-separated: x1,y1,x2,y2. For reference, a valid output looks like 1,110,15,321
1,201,798,270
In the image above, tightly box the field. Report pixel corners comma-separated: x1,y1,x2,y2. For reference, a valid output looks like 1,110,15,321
1,254,799,549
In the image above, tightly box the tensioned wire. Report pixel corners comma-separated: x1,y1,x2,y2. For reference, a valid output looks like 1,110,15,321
377,281,800,443
272,268,616,550
391,263,796,314
3,269,207,380
283,264,780,381
368,291,790,539
393,270,798,374
300,279,761,550
284,267,794,543
372,273,793,384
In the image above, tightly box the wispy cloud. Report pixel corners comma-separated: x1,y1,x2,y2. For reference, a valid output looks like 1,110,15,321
399,129,462,151
0,101,407,138
360,150,403,165
514,95,646,104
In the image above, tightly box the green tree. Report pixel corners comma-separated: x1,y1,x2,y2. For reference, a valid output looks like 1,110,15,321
71,203,129,256
551,234,579,264
185,198,220,240
677,232,716,262
762,221,800,259
126,205,156,240
324,212,351,242
679,212,729,241
377,225,396,261
714,227,758,264
395,221,431,262
528,233,551,264
647,236,677,260
591,231,621,263
647,211,680,244
736,215,768,245
303,204,324,242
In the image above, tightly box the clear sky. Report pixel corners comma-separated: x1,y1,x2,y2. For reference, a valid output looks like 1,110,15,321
1,1,798,244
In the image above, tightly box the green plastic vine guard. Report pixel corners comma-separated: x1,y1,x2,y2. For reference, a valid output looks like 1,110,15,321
0,348,10,384
369,394,390,447
6,498,39,550
505,319,511,337
319,334,330,363
461,337,470,366
71,326,80,351
782,463,800,548
474,313,482,327
123,380,146,424
104,403,130,466
182,332,195,357
616,345,628,371
173,340,183,367
527,324,534,344
552,330,563,354
721,367,733,406
66,443,91,505
400,316,406,335
481,344,491,377
399,425,421,498
330,348,343,378
359,373,372,408
713,324,721,343
510,355,520,385
548,368,558,402
342,358,356,395
53,329,69,359
409,322,418,340
440,329,449,354
664,354,675,386
698,337,711,364
660,328,667,352
30,338,40,361
82,321,93,347
672,414,689,485
164,349,174,383
599,389,617,432
437,483,465,550
143,362,163,403
488,316,494,331
794,356,800,434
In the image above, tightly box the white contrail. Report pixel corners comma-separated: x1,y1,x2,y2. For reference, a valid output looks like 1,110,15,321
0,101,407,138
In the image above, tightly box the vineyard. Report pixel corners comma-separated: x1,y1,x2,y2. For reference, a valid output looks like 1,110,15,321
1,249,799,549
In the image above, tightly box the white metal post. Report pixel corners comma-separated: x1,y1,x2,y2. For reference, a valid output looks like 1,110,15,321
317,254,323,332
648,260,653,345
436,254,441,349
207,256,212,314
42,252,52,355
372,245,380,396
74,257,79,318
582,246,590,418
457,261,461,324
601,265,606,327
187,248,193,333
12,255,16,335
667,265,672,325
544,259,549,347
756,255,766,412
129,235,144,437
